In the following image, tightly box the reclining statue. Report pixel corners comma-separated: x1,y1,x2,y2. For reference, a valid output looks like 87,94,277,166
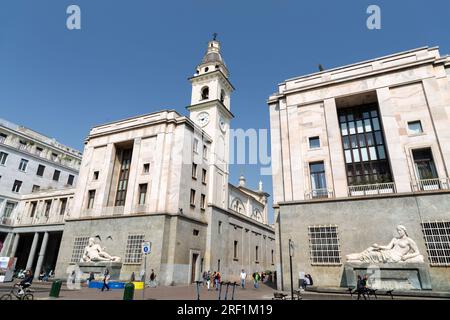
346,225,424,264
80,237,121,263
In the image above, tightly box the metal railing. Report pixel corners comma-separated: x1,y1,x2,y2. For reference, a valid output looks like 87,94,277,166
305,189,334,200
348,182,396,197
412,178,450,192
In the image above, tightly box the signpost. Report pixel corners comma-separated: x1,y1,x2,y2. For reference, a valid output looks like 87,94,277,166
141,241,151,300
288,239,295,301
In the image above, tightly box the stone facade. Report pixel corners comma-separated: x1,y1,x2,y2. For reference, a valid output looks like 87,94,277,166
269,47,450,291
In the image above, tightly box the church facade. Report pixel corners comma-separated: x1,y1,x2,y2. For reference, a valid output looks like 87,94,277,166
0,39,275,285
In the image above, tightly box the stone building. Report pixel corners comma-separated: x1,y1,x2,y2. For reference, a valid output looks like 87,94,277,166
268,47,450,291
1,38,275,283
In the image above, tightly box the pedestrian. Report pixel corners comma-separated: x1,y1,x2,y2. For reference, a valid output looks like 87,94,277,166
214,272,221,290
240,269,246,289
202,271,208,287
212,271,217,288
130,272,135,282
356,275,367,300
149,269,157,287
87,272,95,287
252,272,259,289
206,271,211,290
101,269,111,292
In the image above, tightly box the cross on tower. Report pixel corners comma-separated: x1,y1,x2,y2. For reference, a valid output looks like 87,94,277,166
212,32,218,41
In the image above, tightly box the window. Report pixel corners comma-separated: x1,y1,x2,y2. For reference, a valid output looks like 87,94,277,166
203,145,208,159
309,136,321,149
0,133,7,143
255,246,259,262
44,200,52,217
218,221,222,234
138,183,148,205
36,164,45,176
193,138,199,153
200,194,206,210
202,169,207,184
59,198,67,215
192,163,198,179
87,190,96,209
35,147,43,156
93,171,99,180
0,152,8,165
71,236,90,263
30,201,37,217
53,170,61,181
18,159,28,172
124,234,145,264
271,250,274,265
190,189,196,207
19,140,27,150
201,87,209,100
231,198,245,213
143,163,150,174
422,221,450,266
220,90,225,103
3,202,16,218
12,180,22,193
408,121,423,135
233,241,238,260
309,162,327,198
193,229,199,236
115,148,132,206
308,225,341,265
32,185,40,193
68,174,75,185
413,148,438,181
338,104,392,186
51,153,58,161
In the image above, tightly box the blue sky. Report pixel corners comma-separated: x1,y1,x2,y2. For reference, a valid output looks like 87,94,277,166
1,0,449,223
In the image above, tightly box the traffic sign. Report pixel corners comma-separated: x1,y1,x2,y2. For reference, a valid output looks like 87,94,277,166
142,241,151,255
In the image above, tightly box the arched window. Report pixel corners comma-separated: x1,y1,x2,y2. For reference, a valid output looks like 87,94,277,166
251,209,262,222
220,89,225,103
201,86,209,100
231,198,245,214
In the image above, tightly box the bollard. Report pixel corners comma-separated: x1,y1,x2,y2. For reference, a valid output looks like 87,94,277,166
49,280,62,298
224,282,230,300
123,282,135,300
231,282,238,300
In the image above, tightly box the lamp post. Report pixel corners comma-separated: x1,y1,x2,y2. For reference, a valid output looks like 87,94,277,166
288,239,294,301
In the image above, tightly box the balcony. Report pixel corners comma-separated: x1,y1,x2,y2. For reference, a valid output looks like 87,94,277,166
411,178,450,192
348,182,396,197
0,216,13,226
305,189,334,200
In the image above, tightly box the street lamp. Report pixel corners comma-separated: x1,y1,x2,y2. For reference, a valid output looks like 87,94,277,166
288,239,294,300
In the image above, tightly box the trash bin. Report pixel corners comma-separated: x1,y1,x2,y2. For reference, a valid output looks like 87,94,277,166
123,282,135,301
49,280,62,298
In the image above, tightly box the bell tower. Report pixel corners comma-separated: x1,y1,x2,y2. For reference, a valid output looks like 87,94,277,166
188,35,234,209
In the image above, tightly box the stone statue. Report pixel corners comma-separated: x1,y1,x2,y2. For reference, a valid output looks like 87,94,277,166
80,237,121,263
346,225,424,264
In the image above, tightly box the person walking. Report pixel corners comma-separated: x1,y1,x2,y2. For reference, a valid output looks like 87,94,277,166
214,272,221,291
101,269,111,292
212,272,217,289
149,269,157,287
240,269,247,289
87,272,95,287
206,271,211,291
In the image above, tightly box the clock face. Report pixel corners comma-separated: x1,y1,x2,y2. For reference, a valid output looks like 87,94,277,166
197,112,210,127
219,116,226,132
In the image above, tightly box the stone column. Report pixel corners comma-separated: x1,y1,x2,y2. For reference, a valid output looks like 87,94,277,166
34,232,49,280
10,233,20,257
26,232,40,270
0,232,13,256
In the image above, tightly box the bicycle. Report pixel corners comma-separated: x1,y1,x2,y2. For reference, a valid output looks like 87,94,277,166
0,283,34,300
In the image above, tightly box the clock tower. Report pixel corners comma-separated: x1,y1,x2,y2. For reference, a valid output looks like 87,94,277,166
188,36,234,209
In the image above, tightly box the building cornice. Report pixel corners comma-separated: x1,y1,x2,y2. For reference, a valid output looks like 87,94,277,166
187,99,235,120
188,69,235,91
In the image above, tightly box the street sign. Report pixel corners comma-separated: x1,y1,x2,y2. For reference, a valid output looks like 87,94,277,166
142,241,151,255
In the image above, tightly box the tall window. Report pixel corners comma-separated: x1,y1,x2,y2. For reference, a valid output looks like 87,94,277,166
200,194,206,210
255,246,259,262
30,201,37,217
138,183,148,205
202,169,207,184
309,162,327,198
193,139,199,153
338,104,392,186
0,152,8,165
3,202,16,218
53,170,61,181
308,225,341,265
124,234,145,264
422,221,450,266
203,145,208,159
12,180,22,193
59,198,67,215
201,86,209,100
18,159,28,172
233,241,238,259
192,163,198,179
67,174,75,185
87,190,96,209
44,200,52,217
190,189,196,207
413,148,437,180
37,164,45,176
115,148,132,206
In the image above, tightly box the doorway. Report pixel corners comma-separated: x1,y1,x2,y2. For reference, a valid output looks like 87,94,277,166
191,253,198,283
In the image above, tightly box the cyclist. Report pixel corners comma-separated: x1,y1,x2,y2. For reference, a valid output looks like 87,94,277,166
17,269,33,296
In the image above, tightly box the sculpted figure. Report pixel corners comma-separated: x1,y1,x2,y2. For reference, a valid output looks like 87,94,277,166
346,225,424,264
80,237,121,263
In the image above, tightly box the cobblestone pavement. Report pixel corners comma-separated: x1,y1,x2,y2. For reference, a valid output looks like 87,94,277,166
0,282,442,300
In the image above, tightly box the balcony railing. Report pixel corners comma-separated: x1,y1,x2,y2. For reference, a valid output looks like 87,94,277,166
348,182,396,197
0,216,13,226
305,189,334,200
411,178,450,192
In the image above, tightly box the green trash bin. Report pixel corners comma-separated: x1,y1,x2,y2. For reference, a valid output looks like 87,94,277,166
123,282,135,301
49,280,62,298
